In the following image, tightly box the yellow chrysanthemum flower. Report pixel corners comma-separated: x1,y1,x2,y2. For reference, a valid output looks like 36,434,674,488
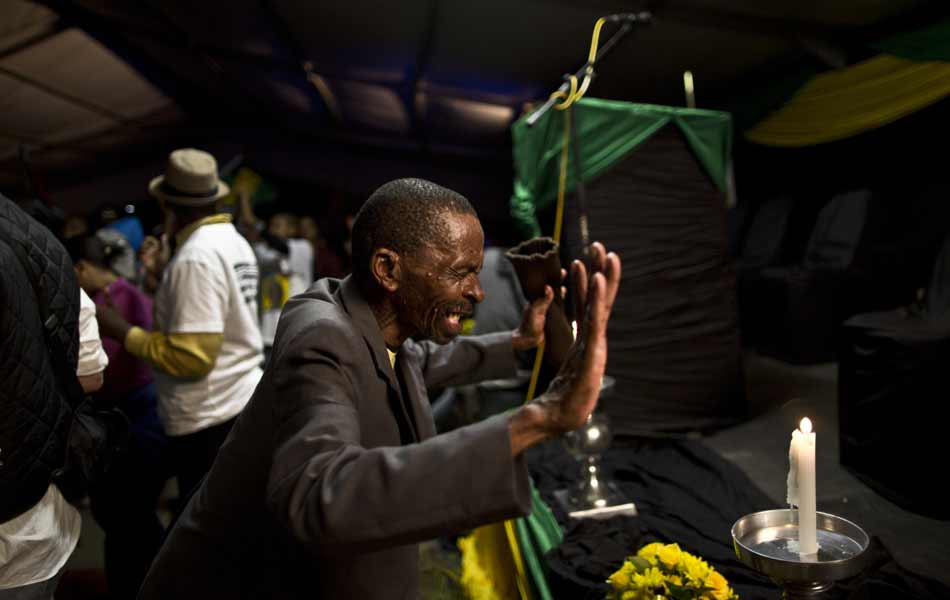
706,570,734,600
608,562,634,590
633,567,666,591
680,552,711,585
637,542,665,564
609,543,736,600
658,543,682,568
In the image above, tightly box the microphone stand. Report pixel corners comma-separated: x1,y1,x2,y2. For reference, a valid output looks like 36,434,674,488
524,12,652,128
567,104,591,264
525,12,652,265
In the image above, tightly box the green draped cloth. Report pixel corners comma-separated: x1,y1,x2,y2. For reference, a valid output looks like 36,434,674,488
517,485,564,600
510,97,733,238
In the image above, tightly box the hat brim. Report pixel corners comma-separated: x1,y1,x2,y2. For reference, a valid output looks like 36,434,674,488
148,175,230,207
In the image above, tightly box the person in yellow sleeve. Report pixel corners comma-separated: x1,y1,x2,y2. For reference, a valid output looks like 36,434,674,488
97,148,264,502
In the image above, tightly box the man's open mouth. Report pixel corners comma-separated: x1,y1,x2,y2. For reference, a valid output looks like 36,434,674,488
441,305,473,335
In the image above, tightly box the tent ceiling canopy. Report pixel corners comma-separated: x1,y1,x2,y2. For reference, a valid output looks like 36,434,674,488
0,0,942,196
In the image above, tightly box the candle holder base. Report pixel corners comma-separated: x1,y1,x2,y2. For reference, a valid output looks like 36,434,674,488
553,484,638,520
732,509,869,599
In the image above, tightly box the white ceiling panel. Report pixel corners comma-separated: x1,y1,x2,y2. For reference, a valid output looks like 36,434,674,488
1,28,170,120
0,0,57,55
0,71,112,158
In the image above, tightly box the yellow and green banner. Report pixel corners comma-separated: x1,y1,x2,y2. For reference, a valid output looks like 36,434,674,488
746,18,950,147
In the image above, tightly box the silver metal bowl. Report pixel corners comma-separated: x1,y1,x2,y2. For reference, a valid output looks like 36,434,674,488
732,509,869,594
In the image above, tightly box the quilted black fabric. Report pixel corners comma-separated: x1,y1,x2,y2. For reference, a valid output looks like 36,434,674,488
0,193,80,522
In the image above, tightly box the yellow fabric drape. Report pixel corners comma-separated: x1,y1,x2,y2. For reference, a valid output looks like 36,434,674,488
458,521,521,600
746,54,950,147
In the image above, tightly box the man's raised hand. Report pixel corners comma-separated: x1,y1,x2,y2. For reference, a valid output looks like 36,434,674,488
507,242,621,454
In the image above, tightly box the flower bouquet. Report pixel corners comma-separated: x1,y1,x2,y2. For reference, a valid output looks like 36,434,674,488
607,542,738,600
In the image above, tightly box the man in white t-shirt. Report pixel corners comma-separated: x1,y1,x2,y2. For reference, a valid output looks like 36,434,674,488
97,148,264,499
0,284,108,598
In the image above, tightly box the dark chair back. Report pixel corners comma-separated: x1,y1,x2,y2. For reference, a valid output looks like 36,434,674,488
740,195,794,269
803,189,869,270
926,234,950,320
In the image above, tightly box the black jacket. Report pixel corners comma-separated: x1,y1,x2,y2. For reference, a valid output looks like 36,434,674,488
0,194,80,523
139,276,531,599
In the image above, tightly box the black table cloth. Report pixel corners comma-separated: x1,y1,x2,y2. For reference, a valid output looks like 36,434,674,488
526,437,950,599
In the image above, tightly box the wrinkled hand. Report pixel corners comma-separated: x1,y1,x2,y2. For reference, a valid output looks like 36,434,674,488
508,242,621,453
95,302,132,342
511,269,567,352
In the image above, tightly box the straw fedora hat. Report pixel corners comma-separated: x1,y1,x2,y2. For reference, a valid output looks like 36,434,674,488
148,148,230,207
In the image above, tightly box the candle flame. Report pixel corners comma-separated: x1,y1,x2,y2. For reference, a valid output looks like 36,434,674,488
800,417,813,434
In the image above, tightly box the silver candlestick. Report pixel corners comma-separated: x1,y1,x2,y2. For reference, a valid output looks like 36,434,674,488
555,376,637,519
732,509,870,599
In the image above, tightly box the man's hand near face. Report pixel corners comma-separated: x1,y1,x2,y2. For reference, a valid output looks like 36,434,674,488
511,284,555,352
511,267,568,353
507,242,621,455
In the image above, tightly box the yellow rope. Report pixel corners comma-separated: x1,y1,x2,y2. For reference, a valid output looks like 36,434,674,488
524,341,546,404
524,68,576,407
552,108,571,244
551,74,578,110
548,17,606,110
587,17,606,63
504,520,533,599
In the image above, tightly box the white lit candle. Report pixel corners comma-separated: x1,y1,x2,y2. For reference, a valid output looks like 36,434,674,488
787,417,817,555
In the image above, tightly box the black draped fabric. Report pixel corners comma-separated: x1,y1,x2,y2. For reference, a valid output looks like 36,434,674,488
527,438,950,599
559,125,745,434
528,438,777,599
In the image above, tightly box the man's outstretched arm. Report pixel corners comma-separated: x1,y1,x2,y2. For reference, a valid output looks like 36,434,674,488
265,321,531,556
507,242,621,456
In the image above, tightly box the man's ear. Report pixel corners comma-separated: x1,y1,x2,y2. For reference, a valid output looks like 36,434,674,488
371,248,401,292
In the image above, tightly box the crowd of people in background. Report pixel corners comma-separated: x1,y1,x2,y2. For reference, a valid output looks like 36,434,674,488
59,190,351,301
0,149,356,599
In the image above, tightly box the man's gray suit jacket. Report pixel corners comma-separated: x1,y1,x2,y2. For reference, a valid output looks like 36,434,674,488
138,276,532,599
